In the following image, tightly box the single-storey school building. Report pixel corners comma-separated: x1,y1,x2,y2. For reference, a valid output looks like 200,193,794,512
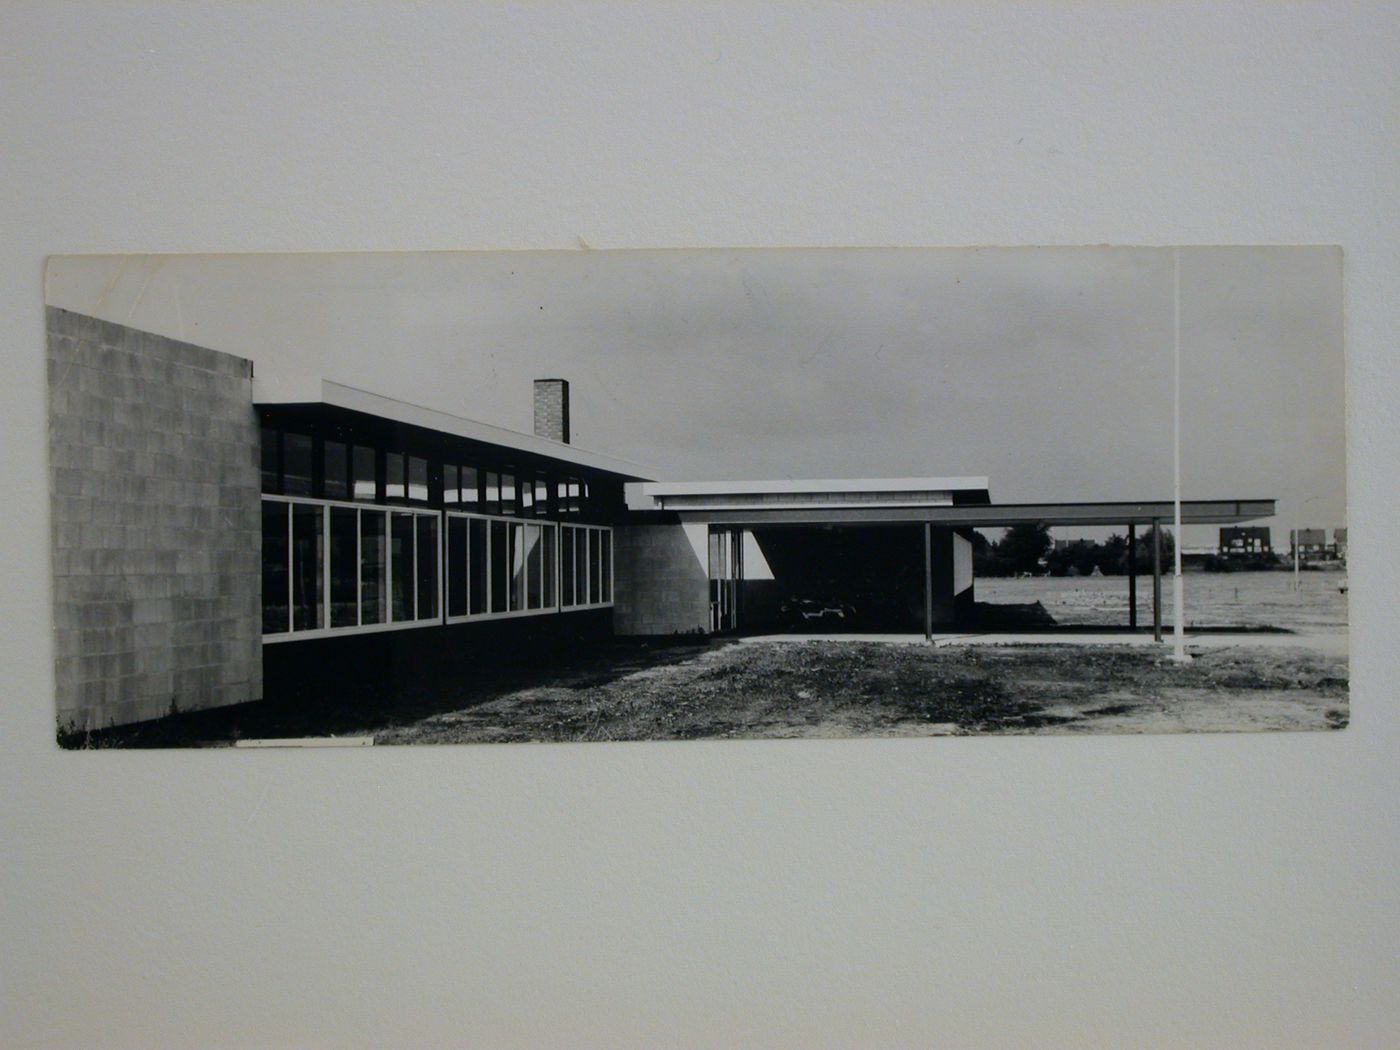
47,308,1276,731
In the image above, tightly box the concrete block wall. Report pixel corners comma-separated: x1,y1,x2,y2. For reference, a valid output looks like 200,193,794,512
927,527,959,625
612,522,711,635
48,307,262,732
953,530,974,596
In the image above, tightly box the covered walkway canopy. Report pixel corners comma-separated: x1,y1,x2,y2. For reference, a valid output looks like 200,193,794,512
660,499,1275,528
625,480,1276,640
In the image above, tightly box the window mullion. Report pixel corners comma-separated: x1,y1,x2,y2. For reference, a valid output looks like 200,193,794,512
285,502,293,633
321,504,330,631
411,513,419,621
386,512,395,623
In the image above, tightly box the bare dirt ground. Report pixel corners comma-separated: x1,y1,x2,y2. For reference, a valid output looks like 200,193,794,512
374,570,1348,744
376,639,1348,744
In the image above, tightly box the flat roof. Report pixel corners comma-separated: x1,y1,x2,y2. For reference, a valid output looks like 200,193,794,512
666,499,1276,527
627,477,992,512
633,477,991,497
253,375,651,480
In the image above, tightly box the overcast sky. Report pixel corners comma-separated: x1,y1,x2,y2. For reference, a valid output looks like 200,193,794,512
46,247,1345,543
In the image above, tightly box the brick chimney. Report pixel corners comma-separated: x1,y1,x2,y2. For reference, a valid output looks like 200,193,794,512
533,378,570,444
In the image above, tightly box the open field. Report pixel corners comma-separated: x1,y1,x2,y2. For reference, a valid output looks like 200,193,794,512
977,569,1347,632
374,639,1347,744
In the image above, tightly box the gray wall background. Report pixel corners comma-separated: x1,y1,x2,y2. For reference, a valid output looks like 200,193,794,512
3,5,1398,1048
47,308,261,731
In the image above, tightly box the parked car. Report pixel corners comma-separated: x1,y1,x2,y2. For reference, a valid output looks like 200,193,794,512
779,596,857,629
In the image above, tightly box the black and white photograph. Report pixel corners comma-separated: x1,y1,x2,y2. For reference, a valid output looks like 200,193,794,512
9,4,1399,1048
47,246,1346,747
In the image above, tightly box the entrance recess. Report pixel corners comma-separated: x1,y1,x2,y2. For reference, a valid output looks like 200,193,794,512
708,526,742,633
627,481,1275,639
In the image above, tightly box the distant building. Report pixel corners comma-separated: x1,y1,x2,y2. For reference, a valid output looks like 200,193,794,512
1290,528,1329,560
1220,526,1271,556
1333,527,1348,559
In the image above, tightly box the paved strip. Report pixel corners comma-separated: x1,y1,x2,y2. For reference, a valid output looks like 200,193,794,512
739,632,1349,655
233,736,375,748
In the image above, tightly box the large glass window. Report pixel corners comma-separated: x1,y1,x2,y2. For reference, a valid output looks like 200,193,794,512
446,515,468,617
416,514,439,618
542,525,557,607
489,520,508,612
444,464,460,505
559,525,613,608
353,446,377,501
444,514,568,619
600,530,611,603
574,526,588,604
291,502,323,630
509,521,525,611
501,473,517,516
461,467,479,509
525,523,543,609
284,433,314,497
263,499,439,638
485,472,500,514
521,479,534,514
408,456,429,502
390,511,415,621
329,506,358,627
360,509,386,624
385,453,405,500
560,527,576,606
324,441,349,501
260,428,279,493
263,493,607,633
262,501,289,632
588,529,602,604
469,518,488,615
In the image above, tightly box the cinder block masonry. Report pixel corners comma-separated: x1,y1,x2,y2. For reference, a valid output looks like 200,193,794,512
612,522,711,635
48,307,262,731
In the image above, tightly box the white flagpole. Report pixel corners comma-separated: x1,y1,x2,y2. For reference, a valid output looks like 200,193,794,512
1172,248,1188,661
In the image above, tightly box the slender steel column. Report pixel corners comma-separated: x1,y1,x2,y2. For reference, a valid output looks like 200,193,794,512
924,523,933,642
1152,517,1163,642
1128,523,1138,629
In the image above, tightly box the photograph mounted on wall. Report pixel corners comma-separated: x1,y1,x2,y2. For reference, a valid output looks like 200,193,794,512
45,247,1347,748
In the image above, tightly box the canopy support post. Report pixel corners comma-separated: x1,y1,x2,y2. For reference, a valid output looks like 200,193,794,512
1152,517,1163,642
924,522,933,643
1128,523,1138,629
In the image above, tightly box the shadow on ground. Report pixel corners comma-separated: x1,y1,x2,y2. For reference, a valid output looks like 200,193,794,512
58,638,725,748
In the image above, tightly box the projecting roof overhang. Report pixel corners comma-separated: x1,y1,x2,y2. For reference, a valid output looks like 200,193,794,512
253,375,651,480
668,499,1276,527
626,477,992,512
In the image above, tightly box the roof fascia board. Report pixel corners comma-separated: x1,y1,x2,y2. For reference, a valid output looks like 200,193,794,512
253,376,651,480
673,500,1277,527
632,477,991,497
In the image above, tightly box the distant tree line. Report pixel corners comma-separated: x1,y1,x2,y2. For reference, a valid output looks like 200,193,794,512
973,523,1285,577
